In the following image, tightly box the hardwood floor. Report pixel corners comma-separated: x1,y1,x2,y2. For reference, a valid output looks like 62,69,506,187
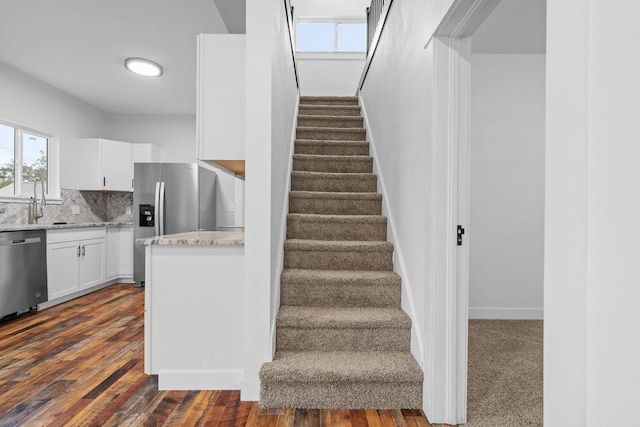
0,283,434,426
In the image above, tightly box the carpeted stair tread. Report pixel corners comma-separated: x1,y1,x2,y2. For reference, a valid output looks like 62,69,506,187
289,190,383,215
282,268,400,287
277,306,411,329
291,171,378,193
284,240,394,271
260,351,423,384
290,191,382,202
276,307,411,351
287,213,387,241
300,96,359,106
298,115,364,129
293,154,373,173
297,126,366,141
280,269,402,307
295,139,370,156
285,239,393,252
287,213,386,224
299,105,361,116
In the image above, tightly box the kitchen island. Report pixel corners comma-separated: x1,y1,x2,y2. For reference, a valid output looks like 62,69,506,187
137,230,245,391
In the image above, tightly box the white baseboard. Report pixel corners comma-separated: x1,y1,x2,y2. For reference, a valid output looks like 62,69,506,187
158,369,243,391
241,380,260,401
38,279,125,310
469,307,544,320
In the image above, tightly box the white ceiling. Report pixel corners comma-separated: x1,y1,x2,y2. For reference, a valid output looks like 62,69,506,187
472,0,546,54
0,0,231,115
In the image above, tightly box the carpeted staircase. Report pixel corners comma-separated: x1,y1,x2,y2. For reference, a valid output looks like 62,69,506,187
259,96,423,409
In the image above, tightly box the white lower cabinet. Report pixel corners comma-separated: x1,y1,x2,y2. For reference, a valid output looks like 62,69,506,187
106,226,134,280
47,228,106,301
47,241,81,300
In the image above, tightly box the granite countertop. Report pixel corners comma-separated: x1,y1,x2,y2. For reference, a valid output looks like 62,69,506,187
137,231,245,246
0,222,133,232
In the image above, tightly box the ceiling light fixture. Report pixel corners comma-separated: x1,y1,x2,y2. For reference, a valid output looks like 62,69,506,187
124,57,163,77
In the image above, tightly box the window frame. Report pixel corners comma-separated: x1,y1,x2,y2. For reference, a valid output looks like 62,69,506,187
295,17,367,55
0,119,60,203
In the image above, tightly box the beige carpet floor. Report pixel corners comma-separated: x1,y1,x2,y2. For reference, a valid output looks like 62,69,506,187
466,320,543,427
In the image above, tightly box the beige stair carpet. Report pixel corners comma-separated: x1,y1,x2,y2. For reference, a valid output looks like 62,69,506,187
259,96,423,409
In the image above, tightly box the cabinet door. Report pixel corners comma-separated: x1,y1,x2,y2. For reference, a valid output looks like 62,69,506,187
47,241,80,299
119,228,134,276
101,140,132,191
79,238,105,289
106,228,120,279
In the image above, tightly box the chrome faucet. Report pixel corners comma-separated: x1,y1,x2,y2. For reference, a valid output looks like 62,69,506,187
30,177,46,224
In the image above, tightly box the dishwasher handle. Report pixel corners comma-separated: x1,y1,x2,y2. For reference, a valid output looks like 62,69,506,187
0,237,42,247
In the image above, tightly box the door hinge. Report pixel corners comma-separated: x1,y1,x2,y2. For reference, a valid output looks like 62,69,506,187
457,225,465,246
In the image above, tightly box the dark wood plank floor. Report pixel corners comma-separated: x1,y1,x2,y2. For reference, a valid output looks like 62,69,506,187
0,283,435,426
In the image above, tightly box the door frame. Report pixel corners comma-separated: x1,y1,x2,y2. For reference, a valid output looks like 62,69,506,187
428,0,499,423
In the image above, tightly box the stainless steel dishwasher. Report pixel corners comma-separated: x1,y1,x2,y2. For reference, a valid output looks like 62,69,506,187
0,229,48,319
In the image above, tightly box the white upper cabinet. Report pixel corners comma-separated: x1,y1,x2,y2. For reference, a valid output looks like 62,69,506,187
100,139,133,191
61,139,161,192
62,138,132,192
196,34,246,161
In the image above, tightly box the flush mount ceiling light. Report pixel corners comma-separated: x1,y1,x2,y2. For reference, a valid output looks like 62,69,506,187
124,57,163,77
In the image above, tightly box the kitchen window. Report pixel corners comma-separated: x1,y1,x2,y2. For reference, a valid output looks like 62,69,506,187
0,121,57,201
296,20,367,53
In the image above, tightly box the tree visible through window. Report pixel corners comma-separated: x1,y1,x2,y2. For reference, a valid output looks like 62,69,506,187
297,20,366,53
0,122,48,198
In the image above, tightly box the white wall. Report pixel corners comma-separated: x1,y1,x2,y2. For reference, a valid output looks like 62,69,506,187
546,0,640,425
291,0,369,96
242,0,298,401
108,114,196,163
469,54,545,319
297,56,365,96
291,0,370,17
0,62,108,141
359,0,456,421
0,61,109,201
586,0,640,417
270,0,299,339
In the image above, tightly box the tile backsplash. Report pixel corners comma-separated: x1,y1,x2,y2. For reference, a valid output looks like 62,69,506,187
0,189,133,225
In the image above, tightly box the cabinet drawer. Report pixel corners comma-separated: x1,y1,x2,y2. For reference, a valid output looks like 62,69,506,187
47,227,106,244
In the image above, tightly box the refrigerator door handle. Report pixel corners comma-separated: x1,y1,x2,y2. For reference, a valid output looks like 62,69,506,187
154,182,161,236
158,182,166,236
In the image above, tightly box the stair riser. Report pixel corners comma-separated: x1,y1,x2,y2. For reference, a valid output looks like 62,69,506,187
284,249,393,271
295,143,369,156
297,128,366,141
287,219,387,241
298,117,364,129
277,328,410,352
260,382,423,409
291,176,377,193
299,106,361,116
300,97,359,106
289,197,382,216
280,283,401,307
293,158,373,173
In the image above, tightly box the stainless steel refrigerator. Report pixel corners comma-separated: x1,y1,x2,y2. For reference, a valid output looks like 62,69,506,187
133,163,217,286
